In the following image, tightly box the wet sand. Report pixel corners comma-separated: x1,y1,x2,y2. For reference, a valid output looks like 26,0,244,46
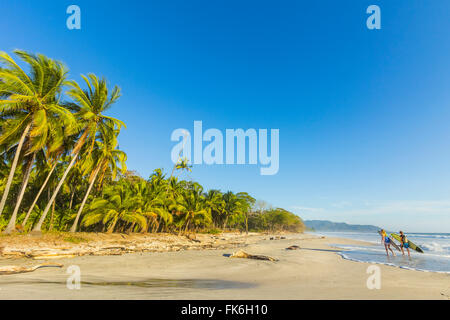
0,233,449,299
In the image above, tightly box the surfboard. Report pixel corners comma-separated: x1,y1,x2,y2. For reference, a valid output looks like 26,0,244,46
390,233,424,253
378,231,401,252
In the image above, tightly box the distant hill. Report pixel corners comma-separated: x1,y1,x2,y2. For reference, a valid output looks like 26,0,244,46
305,220,381,233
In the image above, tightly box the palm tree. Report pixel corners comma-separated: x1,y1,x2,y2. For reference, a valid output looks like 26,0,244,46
21,154,61,228
222,191,243,230
82,181,146,233
172,157,192,177
171,182,210,235
70,129,126,232
204,189,224,228
3,152,35,232
144,195,172,233
33,74,125,232
0,50,73,228
21,124,78,229
66,163,84,211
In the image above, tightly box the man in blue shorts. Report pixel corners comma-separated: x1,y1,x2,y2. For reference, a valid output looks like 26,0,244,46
380,229,396,257
399,231,411,257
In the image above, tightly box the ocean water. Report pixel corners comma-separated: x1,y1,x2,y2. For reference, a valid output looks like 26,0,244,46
313,231,450,273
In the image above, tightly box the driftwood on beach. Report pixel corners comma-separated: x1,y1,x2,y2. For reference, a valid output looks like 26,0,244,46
0,233,265,260
230,250,278,262
1,243,232,259
0,263,63,275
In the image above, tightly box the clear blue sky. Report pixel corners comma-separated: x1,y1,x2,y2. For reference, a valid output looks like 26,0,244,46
2,0,450,232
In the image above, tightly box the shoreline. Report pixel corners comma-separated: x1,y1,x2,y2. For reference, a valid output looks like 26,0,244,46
1,232,449,299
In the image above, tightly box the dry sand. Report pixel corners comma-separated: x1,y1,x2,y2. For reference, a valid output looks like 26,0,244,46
0,233,449,299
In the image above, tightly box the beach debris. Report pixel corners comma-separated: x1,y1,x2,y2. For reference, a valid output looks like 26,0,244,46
286,245,301,250
32,255,77,260
0,233,260,259
0,263,63,275
185,234,201,243
25,248,81,260
269,236,285,240
230,250,278,262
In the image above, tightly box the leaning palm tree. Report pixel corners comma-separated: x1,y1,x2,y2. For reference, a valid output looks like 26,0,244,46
70,129,126,232
33,74,125,232
4,152,35,232
0,51,74,231
9,115,74,232
20,130,73,229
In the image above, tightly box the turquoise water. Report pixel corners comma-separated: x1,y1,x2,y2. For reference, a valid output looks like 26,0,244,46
314,231,450,273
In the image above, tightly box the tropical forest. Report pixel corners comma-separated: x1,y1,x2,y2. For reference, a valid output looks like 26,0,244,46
0,50,305,235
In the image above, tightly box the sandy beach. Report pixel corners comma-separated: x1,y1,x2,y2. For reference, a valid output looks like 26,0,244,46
0,233,449,300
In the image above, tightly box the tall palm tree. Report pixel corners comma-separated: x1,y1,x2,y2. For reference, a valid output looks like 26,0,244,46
70,129,126,232
9,116,74,232
3,152,35,232
0,50,73,226
21,122,78,229
33,74,125,232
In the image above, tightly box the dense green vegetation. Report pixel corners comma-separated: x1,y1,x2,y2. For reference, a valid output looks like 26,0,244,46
0,50,305,234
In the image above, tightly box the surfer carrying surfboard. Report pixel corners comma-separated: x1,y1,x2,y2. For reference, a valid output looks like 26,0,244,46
380,229,396,257
398,231,411,257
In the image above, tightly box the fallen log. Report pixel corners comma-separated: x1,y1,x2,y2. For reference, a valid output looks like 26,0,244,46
0,263,63,275
32,255,76,260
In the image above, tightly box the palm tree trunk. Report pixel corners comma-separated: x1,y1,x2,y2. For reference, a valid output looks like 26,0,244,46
4,152,36,233
0,123,32,217
184,219,190,234
33,152,79,232
49,199,55,231
107,217,119,233
223,216,229,230
157,215,162,232
70,166,100,233
21,161,58,228
69,189,75,210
